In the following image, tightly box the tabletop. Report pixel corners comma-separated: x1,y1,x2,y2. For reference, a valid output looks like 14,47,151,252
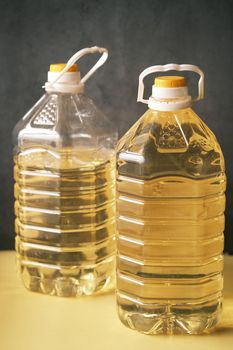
0,251,232,350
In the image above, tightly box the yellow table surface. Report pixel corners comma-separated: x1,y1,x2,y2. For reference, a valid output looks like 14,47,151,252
0,251,232,350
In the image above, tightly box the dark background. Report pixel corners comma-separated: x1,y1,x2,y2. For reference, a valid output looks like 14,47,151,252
0,0,232,251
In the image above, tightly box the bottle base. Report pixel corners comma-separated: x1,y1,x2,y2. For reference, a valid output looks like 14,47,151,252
117,298,222,334
17,255,115,297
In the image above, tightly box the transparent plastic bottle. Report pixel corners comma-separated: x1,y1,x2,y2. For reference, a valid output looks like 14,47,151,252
116,64,225,334
13,47,118,297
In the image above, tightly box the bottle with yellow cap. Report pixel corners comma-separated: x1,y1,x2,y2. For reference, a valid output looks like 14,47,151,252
13,47,117,297
116,64,225,334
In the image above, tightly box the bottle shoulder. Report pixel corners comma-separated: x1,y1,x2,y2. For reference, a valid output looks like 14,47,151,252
13,92,117,150
117,108,225,179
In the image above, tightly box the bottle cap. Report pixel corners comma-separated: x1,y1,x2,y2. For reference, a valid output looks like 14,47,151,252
154,76,186,88
49,64,78,72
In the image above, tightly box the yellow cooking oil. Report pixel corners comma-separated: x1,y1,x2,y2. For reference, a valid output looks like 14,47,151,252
116,71,225,334
15,147,116,296
13,47,117,297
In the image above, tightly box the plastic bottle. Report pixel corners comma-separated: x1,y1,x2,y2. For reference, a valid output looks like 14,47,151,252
116,64,225,334
13,47,117,297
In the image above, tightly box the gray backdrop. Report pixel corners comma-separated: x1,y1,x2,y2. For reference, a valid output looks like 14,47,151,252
0,0,233,251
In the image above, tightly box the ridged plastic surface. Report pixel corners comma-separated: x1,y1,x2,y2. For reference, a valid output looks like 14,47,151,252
14,93,117,296
116,108,225,334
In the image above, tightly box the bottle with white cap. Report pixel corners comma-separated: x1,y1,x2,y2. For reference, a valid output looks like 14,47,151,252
13,46,118,297
116,64,225,334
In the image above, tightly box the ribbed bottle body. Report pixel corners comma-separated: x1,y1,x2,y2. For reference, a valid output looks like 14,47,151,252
14,93,117,296
116,108,225,334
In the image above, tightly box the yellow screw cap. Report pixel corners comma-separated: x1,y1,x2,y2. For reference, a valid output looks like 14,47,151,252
49,63,78,72
154,76,186,88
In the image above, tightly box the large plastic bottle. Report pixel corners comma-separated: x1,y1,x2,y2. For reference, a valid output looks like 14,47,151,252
116,64,225,334
13,47,117,297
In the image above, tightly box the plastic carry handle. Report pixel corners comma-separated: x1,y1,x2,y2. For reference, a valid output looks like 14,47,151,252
137,63,204,104
47,46,108,88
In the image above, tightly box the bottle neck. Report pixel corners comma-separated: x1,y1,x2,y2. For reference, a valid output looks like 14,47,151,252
148,85,192,111
45,71,84,94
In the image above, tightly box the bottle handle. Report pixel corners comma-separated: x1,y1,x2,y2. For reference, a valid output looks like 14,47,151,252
47,46,108,88
137,63,204,104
